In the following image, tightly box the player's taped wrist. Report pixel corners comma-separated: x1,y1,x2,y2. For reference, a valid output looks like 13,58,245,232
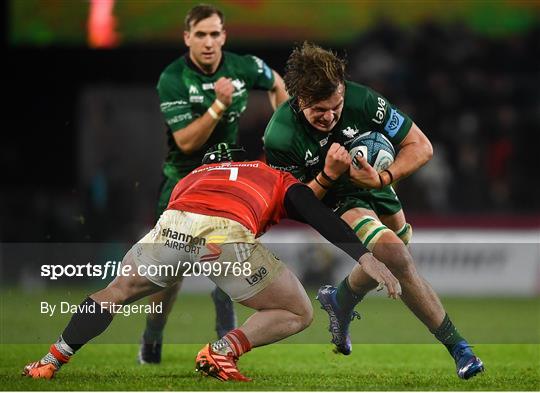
207,107,220,120
214,99,227,110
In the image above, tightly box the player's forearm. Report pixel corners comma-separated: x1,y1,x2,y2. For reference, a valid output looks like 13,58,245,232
386,123,433,183
267,71,289,110
173,102,226,154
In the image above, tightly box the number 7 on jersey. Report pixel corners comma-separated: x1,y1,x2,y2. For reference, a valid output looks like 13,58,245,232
208,167,239,181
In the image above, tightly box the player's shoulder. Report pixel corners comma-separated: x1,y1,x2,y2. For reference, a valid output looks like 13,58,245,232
223,51,268,76
344,80,380,106
220,51,250,69
223,52,274,89
229,160,282,178
264,101,301,151
223,51,259,65
244,161,298,182
158,56,188,89
344,80,389,116
160,56,188,78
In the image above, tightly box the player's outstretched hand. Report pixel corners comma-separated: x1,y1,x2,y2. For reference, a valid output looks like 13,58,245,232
358,253,402,299
349,153,380,189
324,143,351,179
214,77,235,107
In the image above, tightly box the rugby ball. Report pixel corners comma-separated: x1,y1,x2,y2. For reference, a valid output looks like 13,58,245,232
349,132,395,172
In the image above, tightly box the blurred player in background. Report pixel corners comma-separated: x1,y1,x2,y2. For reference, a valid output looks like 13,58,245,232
264,42,484,379
140,3,289,364
23,143,400,382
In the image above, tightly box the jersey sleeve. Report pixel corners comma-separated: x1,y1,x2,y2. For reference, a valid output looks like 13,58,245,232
283,184,369,260
157,71,193,132
281,171,301,192
264,110,311,181
363,88,412,145
242,55,275,91
273,170,301,220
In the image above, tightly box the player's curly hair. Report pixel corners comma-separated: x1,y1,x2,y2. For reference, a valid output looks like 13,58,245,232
284,42,346,108
185,4,224,31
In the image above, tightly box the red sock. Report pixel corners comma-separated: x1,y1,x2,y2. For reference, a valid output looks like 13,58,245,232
50,344,71,364
223,329,252,357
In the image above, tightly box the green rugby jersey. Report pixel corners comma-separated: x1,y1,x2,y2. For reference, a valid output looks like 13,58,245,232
264,81,412,197
158,51,275,180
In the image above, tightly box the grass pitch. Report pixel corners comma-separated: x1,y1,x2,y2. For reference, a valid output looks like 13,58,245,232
0,290,538,390
1,343,539,390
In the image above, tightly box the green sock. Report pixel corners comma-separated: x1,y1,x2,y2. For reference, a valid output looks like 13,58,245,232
143,317,165,342
433,314,466,353
335,276,365,310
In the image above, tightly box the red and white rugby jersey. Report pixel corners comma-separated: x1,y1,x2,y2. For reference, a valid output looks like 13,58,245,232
167,161,299,237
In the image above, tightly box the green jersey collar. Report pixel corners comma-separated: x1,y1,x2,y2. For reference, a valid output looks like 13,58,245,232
184,52,225,77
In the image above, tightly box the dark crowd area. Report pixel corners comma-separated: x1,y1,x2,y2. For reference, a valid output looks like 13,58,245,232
345,21,540,215
2,21,539,243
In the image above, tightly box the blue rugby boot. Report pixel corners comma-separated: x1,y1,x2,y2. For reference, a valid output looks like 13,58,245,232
452,340,485,379
316,285,361,355
211,287,237,339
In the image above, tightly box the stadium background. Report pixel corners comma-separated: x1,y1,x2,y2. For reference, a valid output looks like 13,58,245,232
2,0,539,390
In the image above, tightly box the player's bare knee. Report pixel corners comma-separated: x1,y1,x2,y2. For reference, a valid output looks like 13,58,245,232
289,299,313,332
299,302,314,330
350,216,418,279
290,309,312,334
383,246,417,281
292,295,313,329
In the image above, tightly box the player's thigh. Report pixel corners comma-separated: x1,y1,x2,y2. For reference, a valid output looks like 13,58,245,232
340,206,377,225
379,209,406,232
240,266,312,318
337,187,410,243
368,186,404,228
340,206,405,234
130,210,202,289
93,250,164,305
373,188,412,244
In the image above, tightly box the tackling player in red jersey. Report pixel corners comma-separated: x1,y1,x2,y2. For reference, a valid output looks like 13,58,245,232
168,161,298,237
23,144,400,382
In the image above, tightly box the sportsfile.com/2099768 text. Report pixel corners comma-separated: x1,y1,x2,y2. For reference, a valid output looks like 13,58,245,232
40,261,252,280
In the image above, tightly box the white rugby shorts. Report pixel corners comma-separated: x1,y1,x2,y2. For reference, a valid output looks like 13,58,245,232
131,210,284,301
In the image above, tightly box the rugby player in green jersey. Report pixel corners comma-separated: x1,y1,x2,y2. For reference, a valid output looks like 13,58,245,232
139,4,288,364
264,42,484,380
